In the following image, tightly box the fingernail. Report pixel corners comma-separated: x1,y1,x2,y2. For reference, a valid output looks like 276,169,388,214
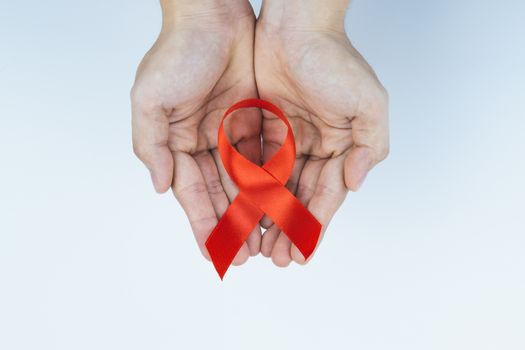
150,171,159,192
355,172,368,191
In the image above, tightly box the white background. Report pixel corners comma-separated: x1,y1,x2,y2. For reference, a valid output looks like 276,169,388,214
1,1,524,349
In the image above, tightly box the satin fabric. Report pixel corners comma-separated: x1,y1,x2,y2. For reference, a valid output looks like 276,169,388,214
205,99,322,279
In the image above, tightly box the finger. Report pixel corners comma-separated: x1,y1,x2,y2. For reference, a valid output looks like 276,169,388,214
245,217,262,256
171,151,217,261
193,151,229,217
266,158,324,261
131,91,173,193
226,105,263,152
291,156,347,264
295,158,327,207
344,91,389,191
260,214,273,229
236,135,262,167
260,224,279,258
263,156,306,264
271,233,292,267
194,151,250,265
211,149,261,257
282,158,325,265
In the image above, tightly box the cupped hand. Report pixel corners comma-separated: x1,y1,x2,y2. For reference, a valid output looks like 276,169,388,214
255,6,389,266
131,3,262,265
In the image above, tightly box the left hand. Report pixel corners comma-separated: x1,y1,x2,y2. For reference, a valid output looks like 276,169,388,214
254,0,389,266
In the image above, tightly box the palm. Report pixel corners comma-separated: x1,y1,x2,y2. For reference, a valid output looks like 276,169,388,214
132,13,262,264
255,27,386,265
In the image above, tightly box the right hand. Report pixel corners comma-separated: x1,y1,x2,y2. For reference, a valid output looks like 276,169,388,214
130,1,262,265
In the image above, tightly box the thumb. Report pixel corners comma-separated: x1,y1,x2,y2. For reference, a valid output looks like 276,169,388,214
131,92,173,193
344,100,389,191
344,146,373,191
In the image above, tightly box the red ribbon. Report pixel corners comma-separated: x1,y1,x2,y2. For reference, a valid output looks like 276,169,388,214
205,99,322,279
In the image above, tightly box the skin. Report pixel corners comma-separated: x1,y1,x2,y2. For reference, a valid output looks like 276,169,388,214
131,0,389,269
130,1,262,265
255,0,389,266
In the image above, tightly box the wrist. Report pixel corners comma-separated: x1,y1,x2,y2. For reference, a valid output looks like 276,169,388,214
161,0,253,30
259,0,349,32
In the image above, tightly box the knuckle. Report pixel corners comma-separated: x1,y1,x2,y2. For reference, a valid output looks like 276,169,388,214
296,183,315,200
206,180,224,195
132,140,156,166
379,84,389,104
129,84,141,105
174,182,208,198
313,183,337,197
188,215,218,235
132,142,146,160
130,84,153,110
377,142,390,162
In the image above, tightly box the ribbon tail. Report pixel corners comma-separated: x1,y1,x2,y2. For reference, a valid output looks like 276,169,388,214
253,185,322,261
284,210,322,260
205,193,263,279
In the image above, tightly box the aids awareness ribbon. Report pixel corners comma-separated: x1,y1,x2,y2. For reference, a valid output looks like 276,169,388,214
205,99,322,279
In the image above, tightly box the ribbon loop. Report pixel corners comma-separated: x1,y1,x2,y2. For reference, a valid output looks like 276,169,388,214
205,99,322,279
